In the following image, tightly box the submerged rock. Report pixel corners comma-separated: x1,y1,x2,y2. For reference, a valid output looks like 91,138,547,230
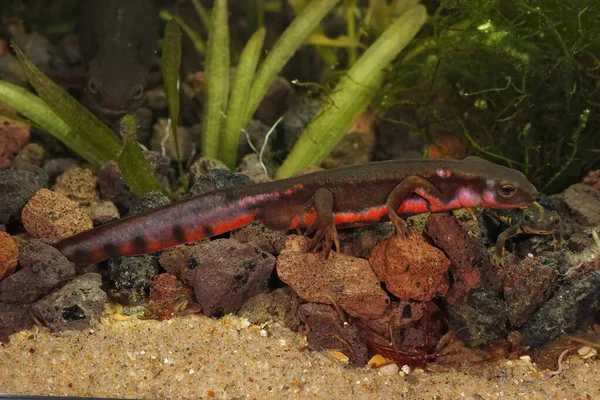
188,168,251,197
0,303,33,343
0,232,19,281
0,167,48,224
109,254,159,304
238,287,303,331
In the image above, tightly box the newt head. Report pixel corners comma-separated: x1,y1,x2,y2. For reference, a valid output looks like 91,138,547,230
520,202,561,234
84,49,148,116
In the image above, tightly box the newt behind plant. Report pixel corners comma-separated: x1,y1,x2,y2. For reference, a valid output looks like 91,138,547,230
79,0,158,116
55,156,538,266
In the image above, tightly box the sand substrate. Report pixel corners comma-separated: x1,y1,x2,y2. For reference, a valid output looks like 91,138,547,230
0,315,598,399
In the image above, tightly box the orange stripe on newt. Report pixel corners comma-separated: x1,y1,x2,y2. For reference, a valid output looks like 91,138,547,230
334,206,387,225
210,211,258,236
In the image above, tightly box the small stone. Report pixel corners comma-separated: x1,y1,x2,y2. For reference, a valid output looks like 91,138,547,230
149,274,199,321
560,183,600,226
109,254,159,304
12,33,52,69
12,143,45,168
298,303,369,367
521,271,600,349
276,96,321,153
0,116,30,169
238,287,302,331
150,118,194,163
0,167,48,224
230,220,287,255
338,223,395,259
188,168,251,197
126,190,171,216
82,200,120,226
53,168,100,206
503,255,558,327
254,76,294,125
145,86,167,113
368,354,388,367
236,154,271,182
0,240,75,305
277,235,389,319
188,157,229,184
425,213,502,304
0,232,19,281
0,303,33,343
378,363,400,376
193,239,277,316
43,158,81,181
369,234,449,301
159,245,205,286
21,189,93,242
447,288,508,347
357,300,426,338
31,273,107,332
0,47,27,86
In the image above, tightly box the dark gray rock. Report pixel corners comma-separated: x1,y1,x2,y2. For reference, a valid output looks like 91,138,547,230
0,240,75,304
0,167,48,224
193,239,276,316
108,254,159,304
447,288,508,347
238,287,303,331
188,168,251,197
126,190,171,216
31,273,107,332
43,158,80,182
0,303,33,343
522,271,600,349
230,220,287,256
298,303,369,367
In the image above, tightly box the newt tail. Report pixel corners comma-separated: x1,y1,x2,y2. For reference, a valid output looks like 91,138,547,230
55,157,538,266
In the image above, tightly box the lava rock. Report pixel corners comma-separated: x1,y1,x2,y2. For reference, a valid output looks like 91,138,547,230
82,200,120,226
150,118,194,163
357,300,426,338
238,287,303,331
188,157,229,185
447,288,508,347
108,254,159,304
275,96,321,153
21,189,93,242
159,245,206,286
254,76,294,125
193,239,276,316
0,303,33,343
0,116,30,169
0,232,19,281
369,233,450,301
277,235,390,319
521,271,600,349
43,158,81,182
31,273,106,332
188,168,251,197
299,303,369,367
230,220,287,256
0,167,48,224
560,183,600,226
13,142,45,168
322,108,376,169
503,254,558,327
0,240,75,304
149,273,200,321
338,223,395,259
53,167,100,206
126,190,171,216
425,212,503,304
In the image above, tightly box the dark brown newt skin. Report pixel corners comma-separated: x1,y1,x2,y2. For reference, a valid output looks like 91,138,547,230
55,156,538,266
79,0,158,115
488,201,561,266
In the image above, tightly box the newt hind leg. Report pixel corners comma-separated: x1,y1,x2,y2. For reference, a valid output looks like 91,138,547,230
302,188,340,258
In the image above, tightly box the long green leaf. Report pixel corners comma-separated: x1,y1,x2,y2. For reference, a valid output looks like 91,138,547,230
161,18,187,190
159,10,206,55
220,27,266,169
12,42,122,166
201,0,230,159
276,5,428,179
118,115,166,196
0,81,110,166
191,0,211,33
243,0,339,124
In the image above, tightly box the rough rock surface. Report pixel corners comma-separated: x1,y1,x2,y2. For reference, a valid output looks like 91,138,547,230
13,142,45,168
193,239,276,316
126,190,171,216
149,273,199,321
0,167,48,224
369,233,450,301
0,117,30,169
109,255,159,304
238,287,303,331
53,167,100,206
338,223,395,259
0,303,33,343
188,168,251,197
21,189,93,242
277,235,389,320
299,303,369,367
560,183,600,226
230,221,287,255
0,232,19,281
31,273,106,332
0,240,75,304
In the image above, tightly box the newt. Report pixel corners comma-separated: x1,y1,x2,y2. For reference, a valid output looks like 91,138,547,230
54,156,538,267
78,0,158,115
486,201,561,266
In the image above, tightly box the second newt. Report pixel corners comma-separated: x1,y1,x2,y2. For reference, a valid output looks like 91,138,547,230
54,156,539,266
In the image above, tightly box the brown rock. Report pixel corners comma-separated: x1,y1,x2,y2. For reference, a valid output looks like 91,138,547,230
149,274,200,321
82,200,120,226
561,183,600,226
21,188,93,242
338,223,395,259
13,142,45,168
54,167,100,206
159,243,208,286
0,303,33,343
357,300,426,338
0,117,30,170
150,118,194,163
277,235,389,320
369,233,450,301
424,213,502,304
0,232,19,281
503,254,558,327
238,287,303,331
230,220,287,255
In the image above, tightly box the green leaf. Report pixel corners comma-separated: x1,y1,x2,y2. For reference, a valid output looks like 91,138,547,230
161,18,188,190
191,0,211,33
304,33,366,48
0,80,111,166
11,42,122,166
201,0,230,159
220,27,266,169
275,5,428,179
243,0,339,124
159,10,205,55
118,115,166,196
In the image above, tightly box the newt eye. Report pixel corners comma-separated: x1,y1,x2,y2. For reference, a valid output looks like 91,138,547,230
133,85,144,100
522,213,532,223
499,184,516,198
88,78,98,94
